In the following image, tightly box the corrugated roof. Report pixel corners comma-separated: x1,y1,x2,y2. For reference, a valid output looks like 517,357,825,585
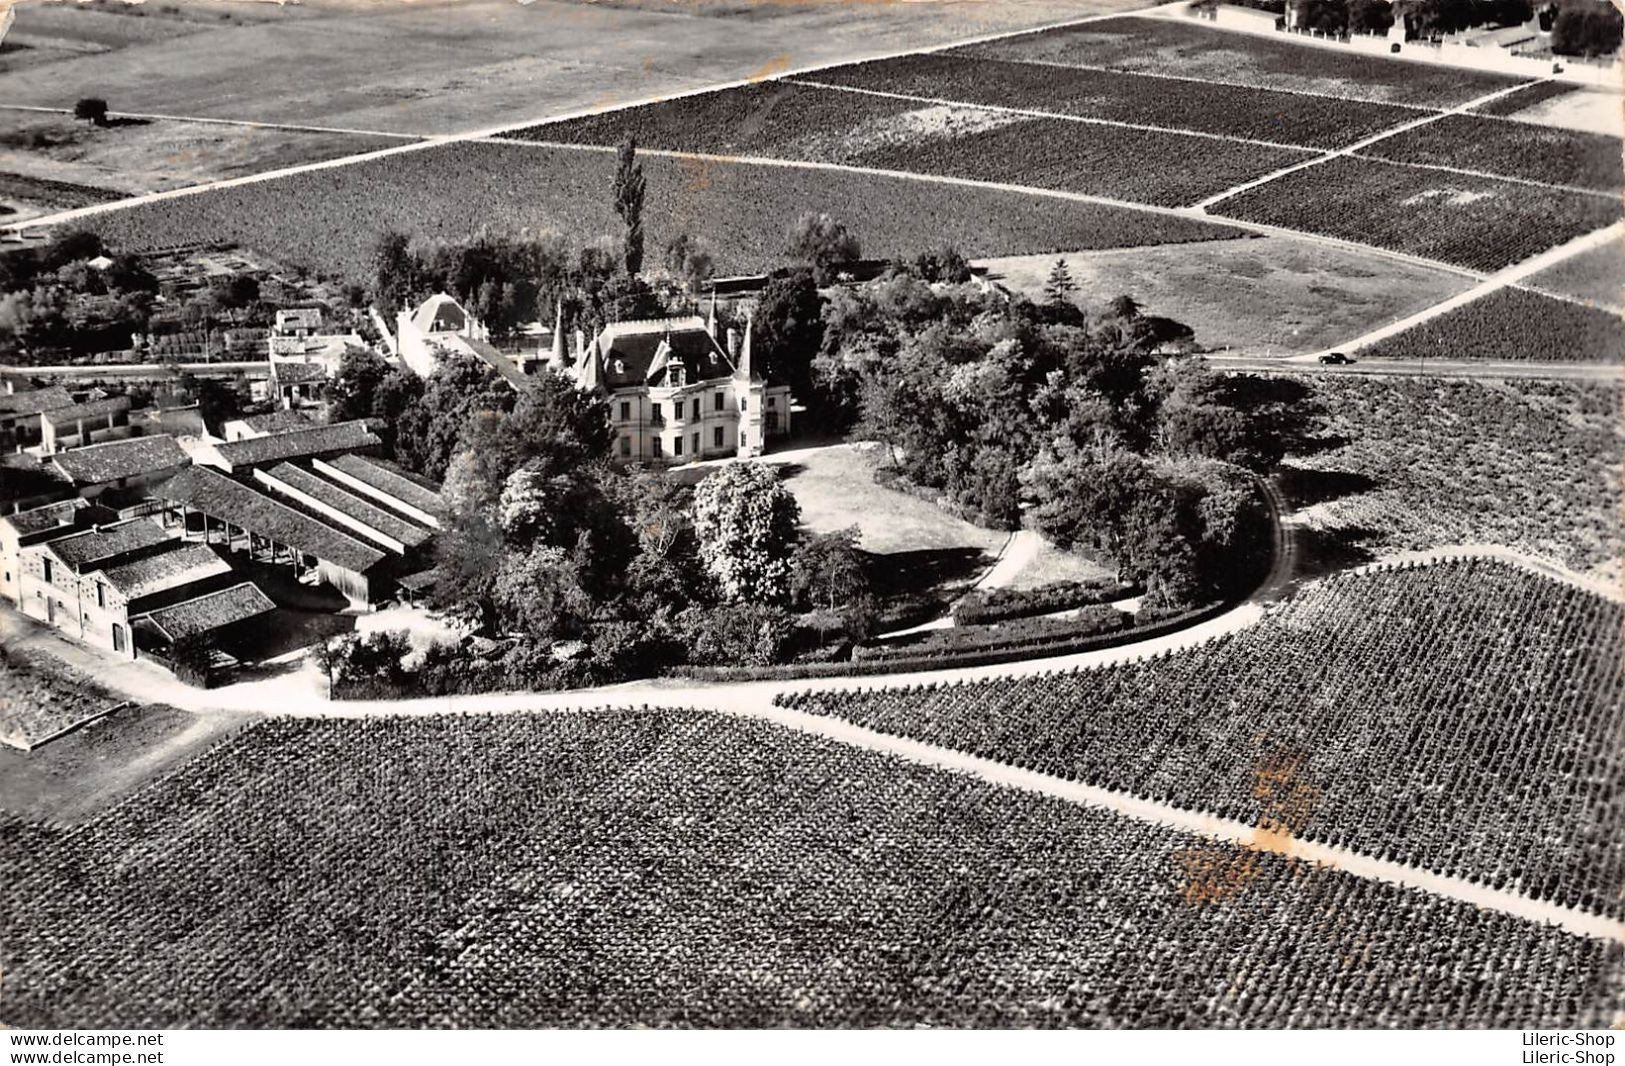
94,543,232,601
1,498,86,538
155,466,386,573
261,463,432,550
139,581,275,642
212,421,379,471
46,519,171,570
320,453,447,518
0,387,73,417
51,435,189,486
42,395,131,427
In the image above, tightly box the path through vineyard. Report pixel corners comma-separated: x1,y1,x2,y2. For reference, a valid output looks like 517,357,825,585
9,538,1620,945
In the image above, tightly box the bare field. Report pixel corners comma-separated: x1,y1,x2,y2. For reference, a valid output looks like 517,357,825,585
0,0,1143,137
979,235,1476,357
0,110,406,204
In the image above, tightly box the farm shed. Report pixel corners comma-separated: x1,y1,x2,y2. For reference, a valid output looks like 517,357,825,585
312,453,447,530
153,465,388,608
221,409,312,442
199,420,381,475
18,518,176,647
79,543,236,660
0,497,105,607
134,581,277,658
253,463,434,555
50,435,191,500
0,386,73,451
40,396,133,454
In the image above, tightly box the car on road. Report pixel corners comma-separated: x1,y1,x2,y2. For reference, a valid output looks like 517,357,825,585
1318,352,1355,365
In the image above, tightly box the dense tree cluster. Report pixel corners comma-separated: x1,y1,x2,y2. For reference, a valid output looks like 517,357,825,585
813,273,1305,604
327,358,873,695
1550,0,1622,56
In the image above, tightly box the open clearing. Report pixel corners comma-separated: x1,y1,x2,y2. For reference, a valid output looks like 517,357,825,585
979,235,1476,357
0,0,1146,138
0,110,403,214
82,141,1246,282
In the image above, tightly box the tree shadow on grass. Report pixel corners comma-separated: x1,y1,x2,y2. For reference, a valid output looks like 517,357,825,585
1275,464,1380,510
771,462,809,482
866,545,990,630
1294,525,1381,582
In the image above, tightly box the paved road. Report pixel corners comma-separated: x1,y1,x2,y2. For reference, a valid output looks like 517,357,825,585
0,361,273,380
1204,354,1621,382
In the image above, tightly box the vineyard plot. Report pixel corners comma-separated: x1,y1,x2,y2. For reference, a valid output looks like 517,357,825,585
1288,376,1621,575
957,17,1527,108
2,708,1617,1028
809,53,1418,150
1361,288,1625,364
781,561,1625,918
1357,115,1624,195
1212,155,1621,273
84,142,1249,284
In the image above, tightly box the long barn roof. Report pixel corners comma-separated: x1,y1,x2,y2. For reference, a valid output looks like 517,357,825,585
155,466,386,573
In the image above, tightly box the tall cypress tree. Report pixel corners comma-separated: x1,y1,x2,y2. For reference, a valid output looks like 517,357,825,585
613,137,647,277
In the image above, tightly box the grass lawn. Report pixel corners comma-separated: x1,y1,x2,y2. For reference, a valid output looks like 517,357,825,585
979,235,1477,357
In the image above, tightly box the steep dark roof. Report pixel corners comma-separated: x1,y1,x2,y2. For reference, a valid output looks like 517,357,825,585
42,395,131,427
155,466,386,573
139,582,275,642
94,543,231,600
584,317,735,390
51,435,189,486
261,463,432,550
46,519,171,571
320,454,446,518
0,387,73,417
1,498,86,538
212,421,379,471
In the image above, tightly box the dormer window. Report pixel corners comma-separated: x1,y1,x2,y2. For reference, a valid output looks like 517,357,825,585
612,359,625,376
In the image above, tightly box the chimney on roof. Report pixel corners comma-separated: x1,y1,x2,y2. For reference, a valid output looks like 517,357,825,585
726,327,740,361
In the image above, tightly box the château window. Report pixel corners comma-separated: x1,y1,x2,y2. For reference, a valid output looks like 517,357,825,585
652,437,663,457
714,392,723,412
740,398,747,411
691,432,700,454
713,427,723,449
767,397,777,408
619,401,630,421
673,436,683,457
675,400,685,420
619,436,631,457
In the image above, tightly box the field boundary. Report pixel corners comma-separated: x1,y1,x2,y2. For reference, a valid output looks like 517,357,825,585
489,138,1494,281
1195,76,1552,210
